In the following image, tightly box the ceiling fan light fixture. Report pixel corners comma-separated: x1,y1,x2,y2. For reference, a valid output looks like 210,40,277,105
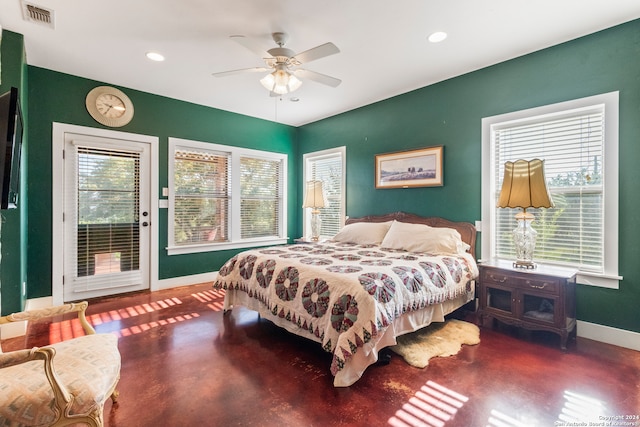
220,32,340,96
260,68,302,95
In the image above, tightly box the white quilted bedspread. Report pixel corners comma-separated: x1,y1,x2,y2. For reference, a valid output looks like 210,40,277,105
214,242,478,384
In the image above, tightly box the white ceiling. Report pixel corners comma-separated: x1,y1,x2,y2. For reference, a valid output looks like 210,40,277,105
1,0,639,126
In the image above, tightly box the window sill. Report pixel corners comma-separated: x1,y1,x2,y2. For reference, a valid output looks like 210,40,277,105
167,237,288,255
576,272,622,290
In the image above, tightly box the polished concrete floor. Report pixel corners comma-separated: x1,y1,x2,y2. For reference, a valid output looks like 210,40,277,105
3,283,639,426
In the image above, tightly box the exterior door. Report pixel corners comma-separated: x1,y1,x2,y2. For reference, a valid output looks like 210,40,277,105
63,132,151,301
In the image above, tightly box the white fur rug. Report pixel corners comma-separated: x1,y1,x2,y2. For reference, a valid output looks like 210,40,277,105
391,319,480,368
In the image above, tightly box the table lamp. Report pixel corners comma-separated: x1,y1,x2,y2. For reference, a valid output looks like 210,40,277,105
497,159,554,268
302,180,325,241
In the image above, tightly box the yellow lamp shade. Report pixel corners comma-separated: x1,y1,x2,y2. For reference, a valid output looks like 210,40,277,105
497,159,554,209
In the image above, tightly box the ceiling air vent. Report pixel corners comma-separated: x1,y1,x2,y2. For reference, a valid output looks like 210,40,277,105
21,1,55,29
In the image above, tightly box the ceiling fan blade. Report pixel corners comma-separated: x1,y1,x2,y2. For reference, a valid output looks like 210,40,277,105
292,42,340,65
294,69,342,88
212,67,269,78
229,35,272,58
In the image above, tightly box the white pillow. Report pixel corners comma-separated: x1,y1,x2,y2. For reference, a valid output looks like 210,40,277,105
332,221,393,245
380,220,469,254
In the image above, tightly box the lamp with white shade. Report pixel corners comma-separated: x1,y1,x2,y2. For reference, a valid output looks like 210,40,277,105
497,159,554,269
302,180,325,241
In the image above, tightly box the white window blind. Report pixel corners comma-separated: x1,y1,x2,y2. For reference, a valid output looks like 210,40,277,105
173,149,229,245
494,110,604,272
75,146,140,278
240,156,282,239
304,147,345,239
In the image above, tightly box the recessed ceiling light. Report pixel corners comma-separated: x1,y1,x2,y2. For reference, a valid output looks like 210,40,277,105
145,51,165,62
428,32,448,43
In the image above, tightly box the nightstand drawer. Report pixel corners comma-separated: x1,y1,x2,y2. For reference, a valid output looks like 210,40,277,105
481,269,511,285
518,277,560,294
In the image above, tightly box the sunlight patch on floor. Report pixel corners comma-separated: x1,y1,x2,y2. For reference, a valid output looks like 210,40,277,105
44,290,227,344
191,289,226,312
47,297,185,343
90,297,183,326
118,313,200,337
484,389,609,427
388,380,468,427
558,390,607,424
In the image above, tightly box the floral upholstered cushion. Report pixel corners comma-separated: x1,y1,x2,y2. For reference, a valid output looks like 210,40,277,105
0,333,120,426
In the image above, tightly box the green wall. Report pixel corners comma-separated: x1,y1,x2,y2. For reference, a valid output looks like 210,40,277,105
0,30,28,315
25,67,298,300
298,19,640,333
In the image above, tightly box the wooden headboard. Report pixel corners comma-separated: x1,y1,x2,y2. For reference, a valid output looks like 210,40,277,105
345,211,477,258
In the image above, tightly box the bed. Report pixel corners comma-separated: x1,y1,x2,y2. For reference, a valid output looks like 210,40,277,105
213,211,478,387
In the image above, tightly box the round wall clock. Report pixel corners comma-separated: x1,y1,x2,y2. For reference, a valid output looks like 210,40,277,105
85,86,134,127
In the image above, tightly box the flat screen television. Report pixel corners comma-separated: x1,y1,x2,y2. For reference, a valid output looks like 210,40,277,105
0,87,23,209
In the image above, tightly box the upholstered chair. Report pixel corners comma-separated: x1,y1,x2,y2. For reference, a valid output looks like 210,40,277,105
0,301,120,426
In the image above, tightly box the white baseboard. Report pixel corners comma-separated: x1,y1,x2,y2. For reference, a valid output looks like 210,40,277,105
156,271,218,291
0,321,27,340
577,320,640,351
26,296,55,310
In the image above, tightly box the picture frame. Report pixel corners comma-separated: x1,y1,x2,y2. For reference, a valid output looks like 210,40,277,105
375,145,443,189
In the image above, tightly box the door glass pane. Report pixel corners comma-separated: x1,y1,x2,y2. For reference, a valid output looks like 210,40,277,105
76,147,140,277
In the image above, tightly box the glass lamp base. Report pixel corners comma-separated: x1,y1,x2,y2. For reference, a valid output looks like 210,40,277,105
513,212,537,269
310,210,321,242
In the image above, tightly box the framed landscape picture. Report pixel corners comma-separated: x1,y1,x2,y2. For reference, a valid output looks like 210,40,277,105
375,145,443,188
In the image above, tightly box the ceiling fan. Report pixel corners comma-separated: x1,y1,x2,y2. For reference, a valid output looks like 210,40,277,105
212,32,341,96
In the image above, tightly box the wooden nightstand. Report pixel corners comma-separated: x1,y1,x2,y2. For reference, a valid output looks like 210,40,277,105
477,259,577,350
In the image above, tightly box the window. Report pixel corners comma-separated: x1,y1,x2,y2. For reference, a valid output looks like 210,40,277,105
172,148,229,246
168,138,287,254
239,156,283,239
303,147,346,240
481,92,620,288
